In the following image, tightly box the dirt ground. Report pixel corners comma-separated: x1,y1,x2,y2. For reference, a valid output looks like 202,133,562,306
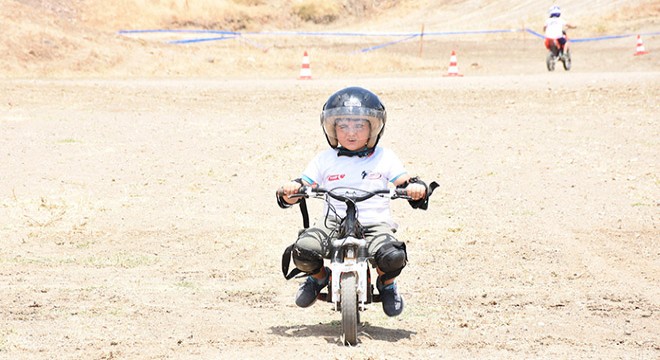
1,1,659,359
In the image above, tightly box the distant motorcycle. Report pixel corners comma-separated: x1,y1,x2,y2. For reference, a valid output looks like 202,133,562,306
546,34,571,71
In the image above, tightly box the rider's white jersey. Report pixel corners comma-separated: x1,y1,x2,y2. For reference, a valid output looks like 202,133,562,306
545,17,567,39
301,146,407,227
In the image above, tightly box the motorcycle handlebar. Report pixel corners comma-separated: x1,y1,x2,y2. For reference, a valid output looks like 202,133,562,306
288,186,410,201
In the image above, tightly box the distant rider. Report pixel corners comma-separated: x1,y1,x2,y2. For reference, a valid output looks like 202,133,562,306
543,5,576,55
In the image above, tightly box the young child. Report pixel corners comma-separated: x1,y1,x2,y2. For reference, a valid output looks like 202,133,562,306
277,86,434,317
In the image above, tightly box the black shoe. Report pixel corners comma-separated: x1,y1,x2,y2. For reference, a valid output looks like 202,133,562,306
295,267,330,308
377,276,404,317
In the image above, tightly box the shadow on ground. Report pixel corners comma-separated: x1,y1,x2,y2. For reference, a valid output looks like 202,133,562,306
270,321,416,345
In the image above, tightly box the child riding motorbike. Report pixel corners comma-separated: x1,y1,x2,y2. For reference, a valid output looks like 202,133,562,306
276,86,434,317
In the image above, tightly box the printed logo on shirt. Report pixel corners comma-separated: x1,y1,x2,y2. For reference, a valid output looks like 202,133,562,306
328,174,346,181
361,171,383,180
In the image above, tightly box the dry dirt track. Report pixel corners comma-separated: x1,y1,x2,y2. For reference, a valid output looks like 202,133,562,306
0,70,658,359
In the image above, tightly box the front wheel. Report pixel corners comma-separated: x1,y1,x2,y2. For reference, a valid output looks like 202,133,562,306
562,48,572,71
546,52,555,71
340,273,358,345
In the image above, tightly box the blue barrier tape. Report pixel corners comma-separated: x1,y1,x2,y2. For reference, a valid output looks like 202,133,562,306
236,36,270,51
244,30,416,37
424,29,520,36
119,29,239,35
120,28,521,37
355,34,420,53
526,28,660,42
242,29,520,37
571,31,660,42
117,28,660,49
353,29,520,52
525,28,544,39
571,34,632,43
169,35,237,44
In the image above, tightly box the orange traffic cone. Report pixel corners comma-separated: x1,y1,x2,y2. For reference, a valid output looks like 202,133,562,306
299,51,312,79
443,50,463,77
634,35,649,56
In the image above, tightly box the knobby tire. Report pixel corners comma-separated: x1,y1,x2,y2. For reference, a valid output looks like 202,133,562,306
341,273,358,345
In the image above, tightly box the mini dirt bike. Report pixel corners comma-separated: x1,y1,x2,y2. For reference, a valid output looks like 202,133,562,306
290,186,412,345
546,36,571,71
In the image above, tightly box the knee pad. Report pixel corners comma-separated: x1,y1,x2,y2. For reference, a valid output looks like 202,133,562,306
292,246,323,274
375,241,407,281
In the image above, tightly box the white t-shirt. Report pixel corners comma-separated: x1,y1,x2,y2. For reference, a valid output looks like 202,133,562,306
301,146,407,226
545,17,567,39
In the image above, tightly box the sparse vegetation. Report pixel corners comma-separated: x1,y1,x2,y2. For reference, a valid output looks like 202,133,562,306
292,0,340,24
232,0,265,6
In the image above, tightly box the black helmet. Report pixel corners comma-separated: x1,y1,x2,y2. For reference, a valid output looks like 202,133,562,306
320,86,387,152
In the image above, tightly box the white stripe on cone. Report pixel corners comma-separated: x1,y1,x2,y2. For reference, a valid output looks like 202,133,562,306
299,51,312,79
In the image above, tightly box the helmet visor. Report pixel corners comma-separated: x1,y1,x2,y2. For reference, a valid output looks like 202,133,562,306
321,107,384,148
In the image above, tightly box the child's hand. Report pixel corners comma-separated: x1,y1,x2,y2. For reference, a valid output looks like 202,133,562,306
276,181,304,208
406,183,426,201
279,181,303,198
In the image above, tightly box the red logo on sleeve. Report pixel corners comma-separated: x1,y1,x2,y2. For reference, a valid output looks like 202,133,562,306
328,174,346,181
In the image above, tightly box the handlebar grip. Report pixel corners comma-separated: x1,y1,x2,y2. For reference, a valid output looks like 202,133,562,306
277,185,308,198
395,188,408,197
287,186,308,198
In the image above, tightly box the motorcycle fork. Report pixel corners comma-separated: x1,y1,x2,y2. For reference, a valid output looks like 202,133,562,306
329,242,371,311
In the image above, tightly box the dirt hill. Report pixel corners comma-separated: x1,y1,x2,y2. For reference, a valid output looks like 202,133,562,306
0,0,658,77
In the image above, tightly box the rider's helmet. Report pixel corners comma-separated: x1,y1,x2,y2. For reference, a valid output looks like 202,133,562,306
548,5,561,18
320,86,386,156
